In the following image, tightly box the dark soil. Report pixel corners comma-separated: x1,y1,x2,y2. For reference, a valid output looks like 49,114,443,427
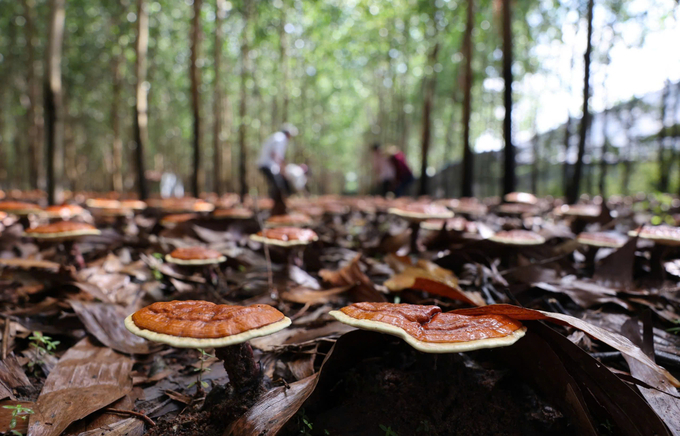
282,339,575,436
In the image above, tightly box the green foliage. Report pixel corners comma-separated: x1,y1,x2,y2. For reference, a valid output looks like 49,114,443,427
188,348,213,390
379,424,399,436
28,331,59,373
3,404,34,435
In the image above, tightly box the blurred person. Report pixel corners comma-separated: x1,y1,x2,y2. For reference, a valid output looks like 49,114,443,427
285,163,309,194
371,143,396,196
388,145,414,197
257,123,298,215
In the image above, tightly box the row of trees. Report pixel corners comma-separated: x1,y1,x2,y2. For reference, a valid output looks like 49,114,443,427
0,0,675,204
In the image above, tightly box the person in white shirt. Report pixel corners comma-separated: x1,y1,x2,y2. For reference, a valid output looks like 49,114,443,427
258,124,297,215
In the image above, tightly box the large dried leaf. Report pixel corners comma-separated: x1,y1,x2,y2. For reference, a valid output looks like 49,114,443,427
384,260,485,306
225,375,319,436
69,301,160,355
453,304,680,387
593,237,637,289
499,323,670,436
621,318,680,435
318,253,386,302
75,418,144,436
28,337,133,436
0,354,32,400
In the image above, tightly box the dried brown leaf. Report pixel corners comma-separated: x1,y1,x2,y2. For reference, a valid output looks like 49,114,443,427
28,337,133,436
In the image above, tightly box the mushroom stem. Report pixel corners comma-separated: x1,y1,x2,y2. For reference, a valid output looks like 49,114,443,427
215,342,261,391
650,245,670,282
409,221,421,254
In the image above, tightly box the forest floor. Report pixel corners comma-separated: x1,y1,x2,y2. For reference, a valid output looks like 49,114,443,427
0,195,679,436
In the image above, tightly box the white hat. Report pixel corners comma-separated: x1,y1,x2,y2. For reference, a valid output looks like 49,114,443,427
281,123,298,137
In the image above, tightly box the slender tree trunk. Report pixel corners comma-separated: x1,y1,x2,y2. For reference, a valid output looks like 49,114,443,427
562,116,572,196
622,105,633,195
418,43,440,196
213,0,226,195
599,109,609,196
44,0,66,205
280,1,289,125
567,0,594,204
460,0,474,198
530,132,539,195
22,0,43,191
190,0,203,197
133,0,149,200
658,80,670,192
238,0,250,198
111,49,124,192
501,0,515,196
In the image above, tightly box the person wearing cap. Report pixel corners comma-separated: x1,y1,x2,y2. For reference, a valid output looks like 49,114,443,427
257,123,298,215
387,145,414,197
371,143,396,197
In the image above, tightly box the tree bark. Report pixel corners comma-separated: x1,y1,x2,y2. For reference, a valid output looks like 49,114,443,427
111,47,124,192
418,43,440,196
280,1,289,125
599,109,609,196
133,0,149,200
22,0,44,191
190,0,203,198
238,0,250,199
621,104,633,195
460,0,475,198
501,0,515,196
213,0,226,195
44,0,66,205
658,80,670,192
567,0,594,204
531,132,539,195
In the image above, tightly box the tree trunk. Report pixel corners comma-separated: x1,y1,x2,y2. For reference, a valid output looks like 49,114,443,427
622,105,633,195
418,43,440,196
213,0,226,195
238,0,250,198
111,48,124,192
22,0,43,191
599,109,609,196
658,80,670,192
44,0,66,205
501,0,515,196
190,0,203,198
133,0,149,200
280,1,289,125
460,0,474,198
567,0,594,204
530,132,539,195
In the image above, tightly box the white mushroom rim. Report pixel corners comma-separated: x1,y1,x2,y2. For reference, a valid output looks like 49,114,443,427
124,315,292,348
576,235,626,249
387,208,454,221
488,234,546,246
328,310,526,353
23,229,102,239
2,208,42,216
165,254,227,265
249,234,318,247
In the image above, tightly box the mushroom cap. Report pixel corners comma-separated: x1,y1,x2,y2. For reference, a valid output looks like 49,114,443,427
119,200,147,211
628,225,680,246
448,199,488,216
576,231,627,248
24,221,101,239
554,204,600,218
388,203,454,221
86,198,122,209
496,203,540,216
212,207,254,220
165,247,226,265
329,302,526,353
504,192,538,205
0,211,7,220
160,213,199,227
265,212,313,228
488,229,546,245
0,201,42,215
420,217,468,232
250,227,319,247
124,300,291,348
152,198,214,213
42,204,85,219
